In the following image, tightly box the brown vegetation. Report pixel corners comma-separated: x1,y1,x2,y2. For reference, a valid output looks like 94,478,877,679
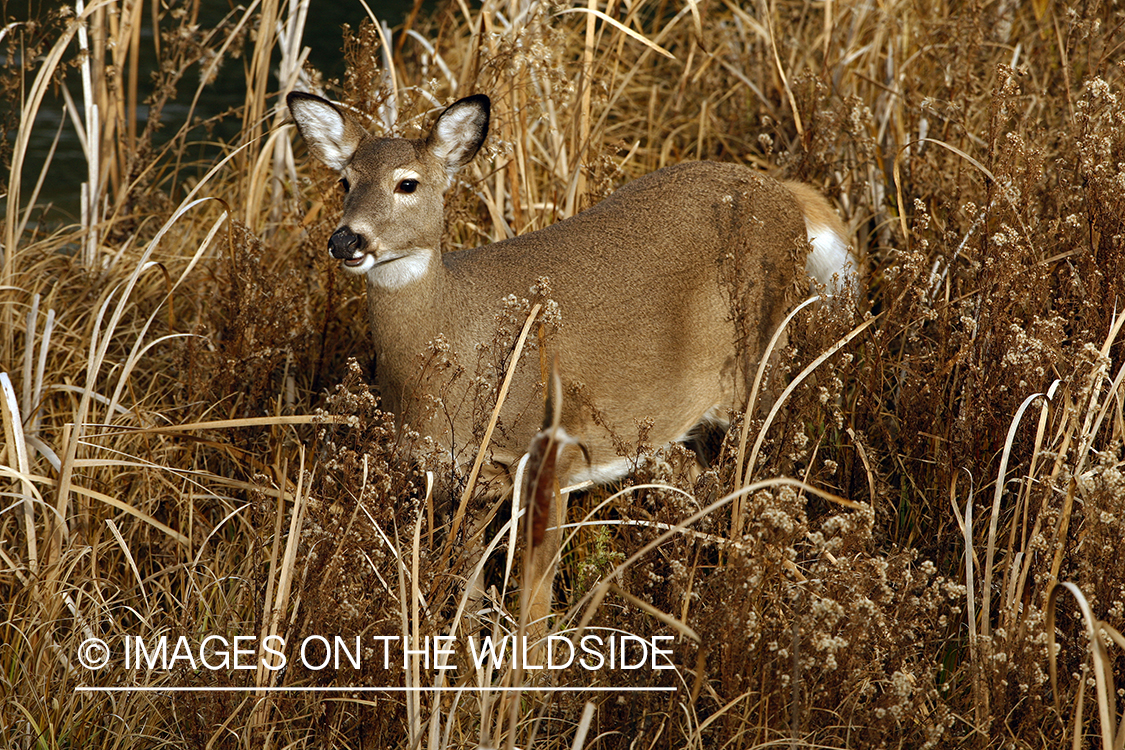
1,0,1123,747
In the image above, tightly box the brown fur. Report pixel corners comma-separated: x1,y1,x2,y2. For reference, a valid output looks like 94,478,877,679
370,161,807,483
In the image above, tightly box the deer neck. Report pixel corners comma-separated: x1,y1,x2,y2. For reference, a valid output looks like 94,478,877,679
362,247,450,418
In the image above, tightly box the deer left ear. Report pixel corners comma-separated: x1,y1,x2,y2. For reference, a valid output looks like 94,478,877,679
425,95,490,176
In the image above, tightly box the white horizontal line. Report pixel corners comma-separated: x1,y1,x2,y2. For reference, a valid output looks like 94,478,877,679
76,686,675,693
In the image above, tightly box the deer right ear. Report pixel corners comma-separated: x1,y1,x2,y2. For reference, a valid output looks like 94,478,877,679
287,92,365,173
426,95,490,176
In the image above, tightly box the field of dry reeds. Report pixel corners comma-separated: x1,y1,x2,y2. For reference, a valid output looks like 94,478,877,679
2,0,1124,747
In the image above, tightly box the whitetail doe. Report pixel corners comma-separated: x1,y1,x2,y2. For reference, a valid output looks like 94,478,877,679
287,91,855,625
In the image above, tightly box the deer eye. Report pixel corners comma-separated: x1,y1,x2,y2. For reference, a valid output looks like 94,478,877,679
396,179,418,194
339,177,351,193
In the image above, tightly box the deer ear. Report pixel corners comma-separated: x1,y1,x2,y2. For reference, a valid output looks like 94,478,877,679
287,92,366,172
425,95,490,176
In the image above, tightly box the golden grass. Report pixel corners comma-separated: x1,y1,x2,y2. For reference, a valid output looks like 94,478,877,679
2,0,1124,747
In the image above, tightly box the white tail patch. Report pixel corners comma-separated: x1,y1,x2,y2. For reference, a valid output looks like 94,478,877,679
782,180,858,298
805,222,855,296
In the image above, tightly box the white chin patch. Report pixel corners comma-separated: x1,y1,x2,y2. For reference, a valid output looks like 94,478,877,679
367,251,431,290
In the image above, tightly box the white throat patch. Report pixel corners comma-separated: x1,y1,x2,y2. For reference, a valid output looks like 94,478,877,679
367,250,432,290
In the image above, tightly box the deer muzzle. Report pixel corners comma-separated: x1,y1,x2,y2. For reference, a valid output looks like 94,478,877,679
328,226,366,265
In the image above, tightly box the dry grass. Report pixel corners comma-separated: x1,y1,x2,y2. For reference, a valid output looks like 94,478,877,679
2,0,1124,747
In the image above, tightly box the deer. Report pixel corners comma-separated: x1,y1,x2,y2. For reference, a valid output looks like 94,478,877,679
286,91,856,632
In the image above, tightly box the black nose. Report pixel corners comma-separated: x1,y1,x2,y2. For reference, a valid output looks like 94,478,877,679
328,226,364,259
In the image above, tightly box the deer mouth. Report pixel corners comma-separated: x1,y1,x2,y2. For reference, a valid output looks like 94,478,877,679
337,252,376,275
